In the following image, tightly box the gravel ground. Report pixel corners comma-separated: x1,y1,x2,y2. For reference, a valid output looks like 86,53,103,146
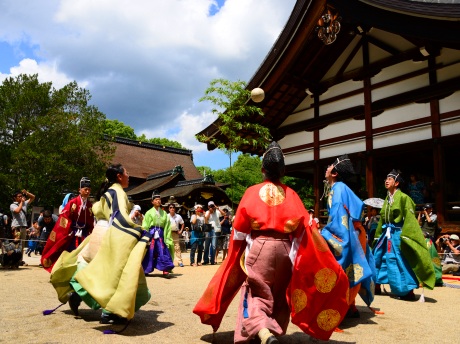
0,252,455,344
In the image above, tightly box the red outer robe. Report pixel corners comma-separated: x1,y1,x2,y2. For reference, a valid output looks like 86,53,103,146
193,181,350,341
41,196,94,272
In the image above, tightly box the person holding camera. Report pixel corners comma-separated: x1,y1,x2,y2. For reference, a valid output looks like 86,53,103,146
190,204,205,266
436,234,460,274
10,189,35,265
203,201,222,265
219,208,232,262
418,203,438,240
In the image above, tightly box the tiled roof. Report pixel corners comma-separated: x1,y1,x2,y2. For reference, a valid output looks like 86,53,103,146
360,0,460,19
126,174,181,196
110,137,203,180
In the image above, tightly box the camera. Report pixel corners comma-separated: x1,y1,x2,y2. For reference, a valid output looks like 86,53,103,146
439,237,447,243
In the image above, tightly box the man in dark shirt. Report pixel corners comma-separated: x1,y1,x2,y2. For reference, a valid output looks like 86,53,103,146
37,210,58,256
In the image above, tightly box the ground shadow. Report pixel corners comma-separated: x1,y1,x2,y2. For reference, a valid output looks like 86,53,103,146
62,309,173,336
144,273,183,279
200,330,357,343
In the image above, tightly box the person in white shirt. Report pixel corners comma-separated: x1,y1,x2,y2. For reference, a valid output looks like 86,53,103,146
167,198,185,267
203,201,222,265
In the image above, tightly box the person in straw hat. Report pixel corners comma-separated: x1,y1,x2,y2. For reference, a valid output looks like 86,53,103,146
194,142,350,343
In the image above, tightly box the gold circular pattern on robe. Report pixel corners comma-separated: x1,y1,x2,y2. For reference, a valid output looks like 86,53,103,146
345,263,364,283
284,218,301,233
314,268,337,293
432,257,441,267
250,218,261,231
292,288,308,314
346,287,351,305
317,309,341,332
312,229,329,252
42,258,52,268
259,183,285,207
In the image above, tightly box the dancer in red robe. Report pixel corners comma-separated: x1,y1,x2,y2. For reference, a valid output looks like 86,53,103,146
41,177,94,272
194,142,350,343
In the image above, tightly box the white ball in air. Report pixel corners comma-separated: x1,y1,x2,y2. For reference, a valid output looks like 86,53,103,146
251,88,265,103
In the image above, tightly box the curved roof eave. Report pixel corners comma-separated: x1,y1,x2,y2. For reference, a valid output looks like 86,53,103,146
358,0,460,21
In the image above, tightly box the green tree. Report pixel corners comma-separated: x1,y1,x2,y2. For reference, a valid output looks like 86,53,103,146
0,74,114,210
196,78,271,205
137,134,185,149
103,119,137,139
196,78,271,155
283,176,315,209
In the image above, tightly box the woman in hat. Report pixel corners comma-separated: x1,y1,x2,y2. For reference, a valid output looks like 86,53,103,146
141,191,174,276
129,205,144,225
194,142,350,343
372,169,435,300
41,177,94,272
321,154,376,317
190,204,205,266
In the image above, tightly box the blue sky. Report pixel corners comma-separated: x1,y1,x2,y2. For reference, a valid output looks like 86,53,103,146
0,0,296,170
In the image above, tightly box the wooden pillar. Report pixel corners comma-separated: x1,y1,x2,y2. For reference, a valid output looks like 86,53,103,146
362,35,374,198
313,93,321,215
428,56,445,223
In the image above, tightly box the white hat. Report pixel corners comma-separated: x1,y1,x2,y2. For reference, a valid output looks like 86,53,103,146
450,234,460,240
194,204,203,210
208,201,215,207
133,205,141,212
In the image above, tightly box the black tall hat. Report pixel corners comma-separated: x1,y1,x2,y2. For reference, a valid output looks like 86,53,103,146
262,141,285,180
80,177,91,188
332,154,355,178
387,169,404,185
151,190,161,199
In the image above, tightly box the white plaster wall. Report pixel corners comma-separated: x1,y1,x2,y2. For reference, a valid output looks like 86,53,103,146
279,107,315,127
436,48,460,65
439,90,460,114
292,94,314,112
319,79,362,101
437,62,460,83
372,103,430,128
322,36,362,80
441,118,460,137
319,93,364,115
319,140,366,160
285,150,314,165
371,60,428,85
320,118,365,141
373,126,432,149
372,73,429,102
278,131,313,149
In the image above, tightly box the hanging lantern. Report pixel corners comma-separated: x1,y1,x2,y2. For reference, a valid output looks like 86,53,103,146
316,5,341,45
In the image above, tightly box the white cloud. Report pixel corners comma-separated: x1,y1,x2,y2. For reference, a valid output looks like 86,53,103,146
0,0,297,168
0,58,88,89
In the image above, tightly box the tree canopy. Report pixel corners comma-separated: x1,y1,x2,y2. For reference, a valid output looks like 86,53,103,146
0,74,114,210
103,119,186,150
203,153,314,208
196,78,271,154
